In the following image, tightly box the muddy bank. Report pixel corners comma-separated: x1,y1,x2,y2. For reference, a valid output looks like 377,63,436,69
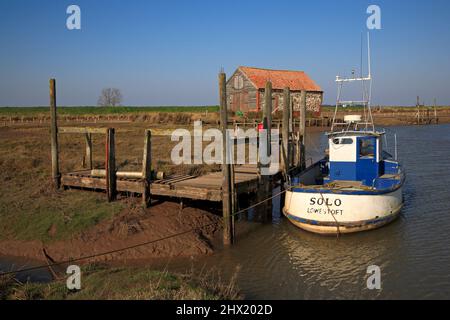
0,200,222,264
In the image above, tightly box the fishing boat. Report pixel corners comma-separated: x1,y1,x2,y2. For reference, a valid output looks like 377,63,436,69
283,34,405,234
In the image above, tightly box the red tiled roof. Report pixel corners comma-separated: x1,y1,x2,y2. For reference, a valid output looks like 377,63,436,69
239,66,322,92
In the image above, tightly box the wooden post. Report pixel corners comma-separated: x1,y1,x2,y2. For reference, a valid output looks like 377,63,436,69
142,129,152,207
280,87,291,214
434,98,438,124
263,81,272,156
299,90,307,170
256,81,273,223
49,79,60,189
219,72,234,245
289,98,294,168
106,128,116,202
85,133,93,170
282,87,290,176
416,96,420,125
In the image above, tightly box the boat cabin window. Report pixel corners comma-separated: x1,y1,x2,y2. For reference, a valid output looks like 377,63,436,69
359,138,375,158
333,138,353,145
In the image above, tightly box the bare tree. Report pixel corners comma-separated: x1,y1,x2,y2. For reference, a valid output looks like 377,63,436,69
97,88,123,107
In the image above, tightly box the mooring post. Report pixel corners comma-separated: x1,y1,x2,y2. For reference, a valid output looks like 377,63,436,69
280,87,291,212
142,129,152,207
106,128,117,202
85,133,93,170
288,97,294,168
49,79,60,189
300,90,307,170
434,98,438,124
256,81,273,223
219,72,234,245
263,81,272,153
282,87,291,177
416,96,420,125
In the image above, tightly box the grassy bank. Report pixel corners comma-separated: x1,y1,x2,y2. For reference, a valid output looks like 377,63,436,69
0,264,241,300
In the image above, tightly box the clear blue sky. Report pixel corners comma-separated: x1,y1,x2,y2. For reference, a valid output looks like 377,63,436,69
1,0,449,106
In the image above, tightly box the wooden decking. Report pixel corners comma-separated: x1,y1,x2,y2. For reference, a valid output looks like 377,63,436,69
61,164,282,202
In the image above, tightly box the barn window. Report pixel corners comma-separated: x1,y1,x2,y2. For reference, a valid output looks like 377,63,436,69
234,76,244,90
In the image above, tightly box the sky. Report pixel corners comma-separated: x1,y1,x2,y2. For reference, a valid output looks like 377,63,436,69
0,0,449,107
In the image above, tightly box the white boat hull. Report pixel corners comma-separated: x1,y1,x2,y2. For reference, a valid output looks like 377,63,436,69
283,187,403,234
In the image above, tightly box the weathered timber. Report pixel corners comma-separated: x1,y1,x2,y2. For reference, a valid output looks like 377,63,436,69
282,87,291,176
85,133,93,170
300,90,307,170
61,164,282,203
106,128,116,202
91,169,143,179
59,127,108,134
220,72,234,245
256,81,273,223
142,129,152,207
61,174,106,190
50,79,60,189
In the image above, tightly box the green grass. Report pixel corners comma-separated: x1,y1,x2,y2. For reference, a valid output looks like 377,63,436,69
0,106,219,116
0,131,125,242
1,264,241,300
0,189,125,243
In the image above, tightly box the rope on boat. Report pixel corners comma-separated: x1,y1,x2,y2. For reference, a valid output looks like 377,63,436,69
318,191,341,238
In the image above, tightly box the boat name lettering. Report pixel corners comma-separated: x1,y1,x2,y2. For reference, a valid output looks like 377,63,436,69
310,197,342,206
306,208,344,215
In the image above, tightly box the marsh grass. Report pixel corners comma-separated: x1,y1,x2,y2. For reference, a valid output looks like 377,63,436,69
1,264,242,300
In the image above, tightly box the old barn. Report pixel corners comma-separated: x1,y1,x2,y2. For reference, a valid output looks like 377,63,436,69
226,66,323,114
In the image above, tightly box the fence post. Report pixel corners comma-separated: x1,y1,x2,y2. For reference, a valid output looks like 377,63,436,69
85,133,93,170
142,129,152,207
219,72,234,245
106,128,116,202
49,79,60,189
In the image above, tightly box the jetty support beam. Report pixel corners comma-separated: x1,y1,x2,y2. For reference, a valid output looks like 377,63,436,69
219,72,234,245
282,87,291,177
299,90,307,170
256,81,273,222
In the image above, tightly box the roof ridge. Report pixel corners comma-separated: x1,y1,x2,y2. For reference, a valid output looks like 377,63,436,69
239,66,305,73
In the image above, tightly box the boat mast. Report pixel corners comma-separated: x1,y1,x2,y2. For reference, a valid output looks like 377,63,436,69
367,32,375,131
331,32,374,132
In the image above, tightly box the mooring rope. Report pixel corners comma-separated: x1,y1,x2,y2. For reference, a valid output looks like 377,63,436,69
318,191,341,238
0,189,289,278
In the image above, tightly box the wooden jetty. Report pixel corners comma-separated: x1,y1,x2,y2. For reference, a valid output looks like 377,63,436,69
60,164,280,203
49,74,307,245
